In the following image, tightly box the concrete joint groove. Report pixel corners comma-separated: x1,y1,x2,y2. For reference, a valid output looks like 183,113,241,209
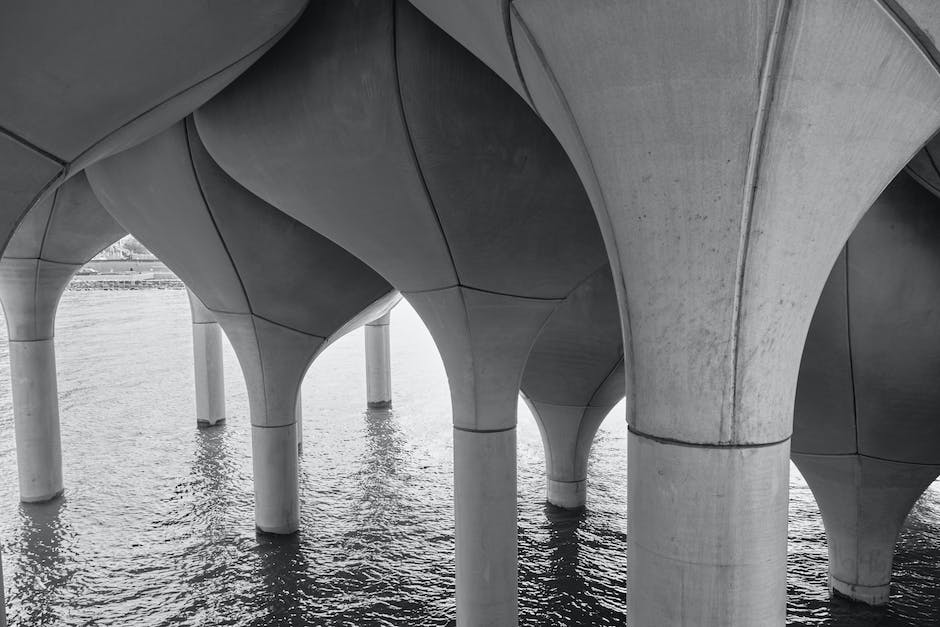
726,0,791,442
628,424,791,450
453,425,517,434
879,0,940,77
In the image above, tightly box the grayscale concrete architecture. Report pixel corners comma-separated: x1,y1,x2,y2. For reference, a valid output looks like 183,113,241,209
187,289,227,428
0,173,124,503
86,119,397,535
4,0,940,625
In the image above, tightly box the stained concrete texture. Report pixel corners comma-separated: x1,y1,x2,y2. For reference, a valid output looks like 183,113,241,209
404,3,940,623
0,0,307,269
0,172,126,504
793,170,940,604
86,118,397,534
195,3,609,623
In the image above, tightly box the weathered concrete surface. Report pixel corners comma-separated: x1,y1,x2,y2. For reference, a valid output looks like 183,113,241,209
399,1,940,622
188,290,226,428
0,172,125,503
793,170,940,604
87,119,396,534
521,265,624,509
366,312,393,409
0,0,307,266
196,3,609,622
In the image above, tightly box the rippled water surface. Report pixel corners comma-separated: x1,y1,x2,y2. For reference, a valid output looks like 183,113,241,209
0,290,936,625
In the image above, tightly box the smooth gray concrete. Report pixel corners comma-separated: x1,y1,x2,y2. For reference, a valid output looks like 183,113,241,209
407,2,940,623
187,289,226,428
87,118,397,535
196,3,610,621
0,0,306,277
520,265,624,510
0,173,124,502
793,169,940,605
365,312,392,409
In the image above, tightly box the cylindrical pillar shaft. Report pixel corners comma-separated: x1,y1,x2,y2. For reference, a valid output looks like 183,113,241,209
191,320,225,427
251,424,299,534
627,430,789,625
10,339,63,502
365,312,391,409
295,387,303,455
454,426,517,626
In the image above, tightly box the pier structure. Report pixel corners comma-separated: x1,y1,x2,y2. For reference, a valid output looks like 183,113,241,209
4,1,940,625
195,4,611,622
0,173,124,503
87,118,397,535
520,265,623,510
365,312,393,410
187,289,227,428
791,163,940,605
404,2,940,623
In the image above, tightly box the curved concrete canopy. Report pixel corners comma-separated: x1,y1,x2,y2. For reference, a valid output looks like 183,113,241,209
196,0,606,298
521,265,623,411
794,171,940,465
0,0,307,258
86,119,396,426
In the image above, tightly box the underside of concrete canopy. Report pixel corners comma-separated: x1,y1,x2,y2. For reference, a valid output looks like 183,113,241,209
195,2,610,622
86,118,396,534
794,169,940,605
407,1,940,624
0,0,307,258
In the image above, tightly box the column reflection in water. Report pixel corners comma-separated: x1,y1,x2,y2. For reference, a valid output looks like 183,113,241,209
11,499,75,625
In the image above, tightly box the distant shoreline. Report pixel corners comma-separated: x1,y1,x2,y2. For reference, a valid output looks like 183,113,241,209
69,259,184,290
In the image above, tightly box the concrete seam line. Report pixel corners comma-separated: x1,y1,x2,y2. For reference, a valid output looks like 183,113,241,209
878,0,940,77
844,245,860,456
453,425,517,434
503,0,536,108
68,10,307,174
508,2,638,439
792,451,940,468
392,2,462,285
9,338,54,343
37,186,61,261
0,125,65,166
251,423,297,429
627,424,791,450
727,0,791,443
249,311,327,343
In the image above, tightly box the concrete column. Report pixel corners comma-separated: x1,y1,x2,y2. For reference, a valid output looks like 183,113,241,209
187,289,225,427
629,431,789,624
409,287,557,627
216,312,321,535
792,453,940,606
365,312,391,409
295,387,303,455
0,258,77,503
500,2,940,623
454,426,517,623
526,400,607,509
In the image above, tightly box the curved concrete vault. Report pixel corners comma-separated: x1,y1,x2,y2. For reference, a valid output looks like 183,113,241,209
0,172,125,503
86,119,398,535
405,1,940,624
794,169,940,606
194,2,610,622
0,0,307,260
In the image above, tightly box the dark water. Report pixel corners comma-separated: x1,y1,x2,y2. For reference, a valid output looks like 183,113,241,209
0,290,935,625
